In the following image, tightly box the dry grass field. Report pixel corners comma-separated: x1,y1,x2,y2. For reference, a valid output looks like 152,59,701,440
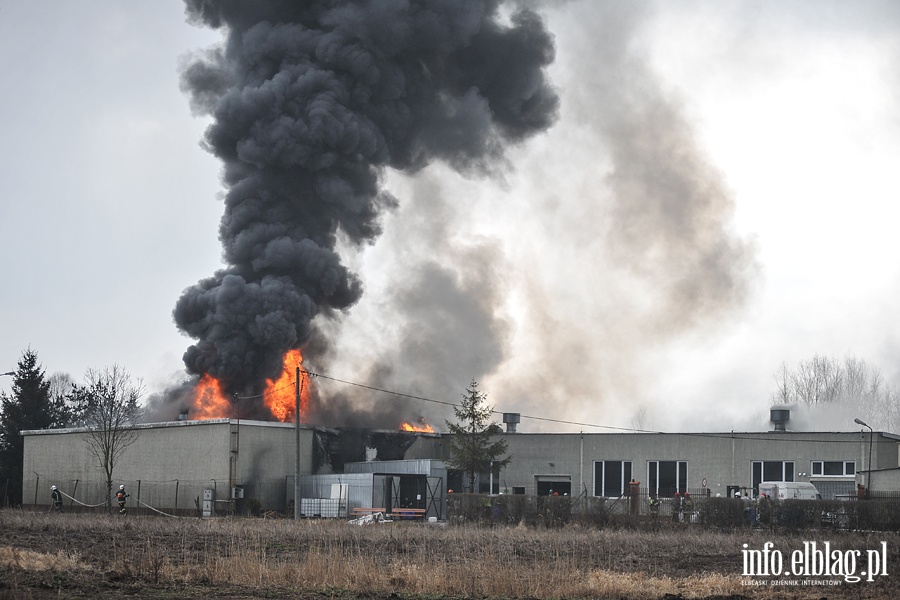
1,509,898,599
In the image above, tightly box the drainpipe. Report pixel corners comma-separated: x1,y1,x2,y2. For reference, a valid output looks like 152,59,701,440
731,431,735,485
579,432,584,495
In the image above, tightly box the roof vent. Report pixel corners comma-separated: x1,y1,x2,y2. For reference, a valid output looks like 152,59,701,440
502,413,520,433
770,407,791,432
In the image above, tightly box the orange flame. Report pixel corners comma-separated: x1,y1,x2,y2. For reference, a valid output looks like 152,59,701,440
190,349,311,423
191,374,233,419
263,348,310,423
400,418,435,433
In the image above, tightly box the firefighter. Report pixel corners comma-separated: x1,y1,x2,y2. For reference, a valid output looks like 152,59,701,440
757,492,772,528
736,492,754,526
116,484,130,515
682,492,694,522
648,495,660,531
672,491,682,522
50,485,63,513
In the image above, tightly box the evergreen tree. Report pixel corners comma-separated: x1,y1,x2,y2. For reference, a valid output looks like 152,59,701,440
0,349,65,506
444,379,510,493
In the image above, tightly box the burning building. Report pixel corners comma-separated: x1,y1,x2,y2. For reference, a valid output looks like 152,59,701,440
21,417,446,517
21,413,898,516
157,0,559,429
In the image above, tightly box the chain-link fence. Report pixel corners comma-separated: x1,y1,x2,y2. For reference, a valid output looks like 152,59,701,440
446,488,900,531
16,475,900,531
23,473,442,519
24,474,289,516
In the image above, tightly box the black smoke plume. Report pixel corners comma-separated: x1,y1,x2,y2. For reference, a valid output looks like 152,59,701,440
173,1,558,400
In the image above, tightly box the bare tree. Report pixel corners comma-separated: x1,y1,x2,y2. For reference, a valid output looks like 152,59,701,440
789,355,843,406
47,372,76,426
630,404,650,431
772,355,900,432
771,362,793,405
883,385,900,433
868,376,900,433
69,365,144,509
842,356,868,405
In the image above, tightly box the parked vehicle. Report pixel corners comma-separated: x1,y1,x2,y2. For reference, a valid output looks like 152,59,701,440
758,481,821,500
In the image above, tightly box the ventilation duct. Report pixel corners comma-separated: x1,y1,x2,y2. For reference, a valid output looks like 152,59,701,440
770,407,791,431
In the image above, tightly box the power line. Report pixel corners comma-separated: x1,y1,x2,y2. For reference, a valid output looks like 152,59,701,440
308,371,460,409
234,369,876,445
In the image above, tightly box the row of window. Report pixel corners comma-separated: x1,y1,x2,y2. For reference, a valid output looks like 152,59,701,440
595,460,856,497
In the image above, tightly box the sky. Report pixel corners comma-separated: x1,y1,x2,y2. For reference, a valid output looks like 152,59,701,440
1,1,898,434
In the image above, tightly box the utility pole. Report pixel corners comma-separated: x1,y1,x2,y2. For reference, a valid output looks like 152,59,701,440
854,418,874,497
294,366,302,519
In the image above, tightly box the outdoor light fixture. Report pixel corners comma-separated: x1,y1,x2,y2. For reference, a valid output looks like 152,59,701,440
854,417,874,496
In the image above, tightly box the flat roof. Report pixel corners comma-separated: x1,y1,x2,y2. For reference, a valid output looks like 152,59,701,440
21,418,322,436
22,421,898,440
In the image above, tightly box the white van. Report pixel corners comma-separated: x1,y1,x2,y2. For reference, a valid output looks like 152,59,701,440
758,481,821,500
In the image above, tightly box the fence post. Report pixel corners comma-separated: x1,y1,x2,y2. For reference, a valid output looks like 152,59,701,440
629,480,641,516
34,474,40,506
175,479,179,511
137,480,141,513
71,479,79,511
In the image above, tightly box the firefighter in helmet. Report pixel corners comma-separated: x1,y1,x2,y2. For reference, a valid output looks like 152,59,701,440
116,484,130,514
50,485,63,513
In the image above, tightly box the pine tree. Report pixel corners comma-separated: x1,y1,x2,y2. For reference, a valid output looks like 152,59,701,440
444,379,510,493
0,349,65,506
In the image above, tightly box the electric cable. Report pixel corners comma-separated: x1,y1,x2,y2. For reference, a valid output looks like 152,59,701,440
304,370,877,445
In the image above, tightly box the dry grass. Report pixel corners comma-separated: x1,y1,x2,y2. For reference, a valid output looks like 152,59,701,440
1,509,898,598
0,545,87,571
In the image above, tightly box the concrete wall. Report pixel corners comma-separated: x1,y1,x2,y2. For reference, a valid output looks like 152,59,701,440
867,468,900,492
232,420,317,509
23,419,234,510
468,431,897,498
22,419,322,512
22,420,899,512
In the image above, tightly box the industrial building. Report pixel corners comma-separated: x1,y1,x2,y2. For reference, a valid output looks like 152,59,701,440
21,407,898,515
22,418,445,518
413,429,888,500
409,408,897,500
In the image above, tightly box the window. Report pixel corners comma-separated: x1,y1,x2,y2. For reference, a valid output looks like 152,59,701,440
648,461,687,497
478,463,501,494
593,460,633,497
535,476,571,496
811,461,855,477
752,461,794,493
